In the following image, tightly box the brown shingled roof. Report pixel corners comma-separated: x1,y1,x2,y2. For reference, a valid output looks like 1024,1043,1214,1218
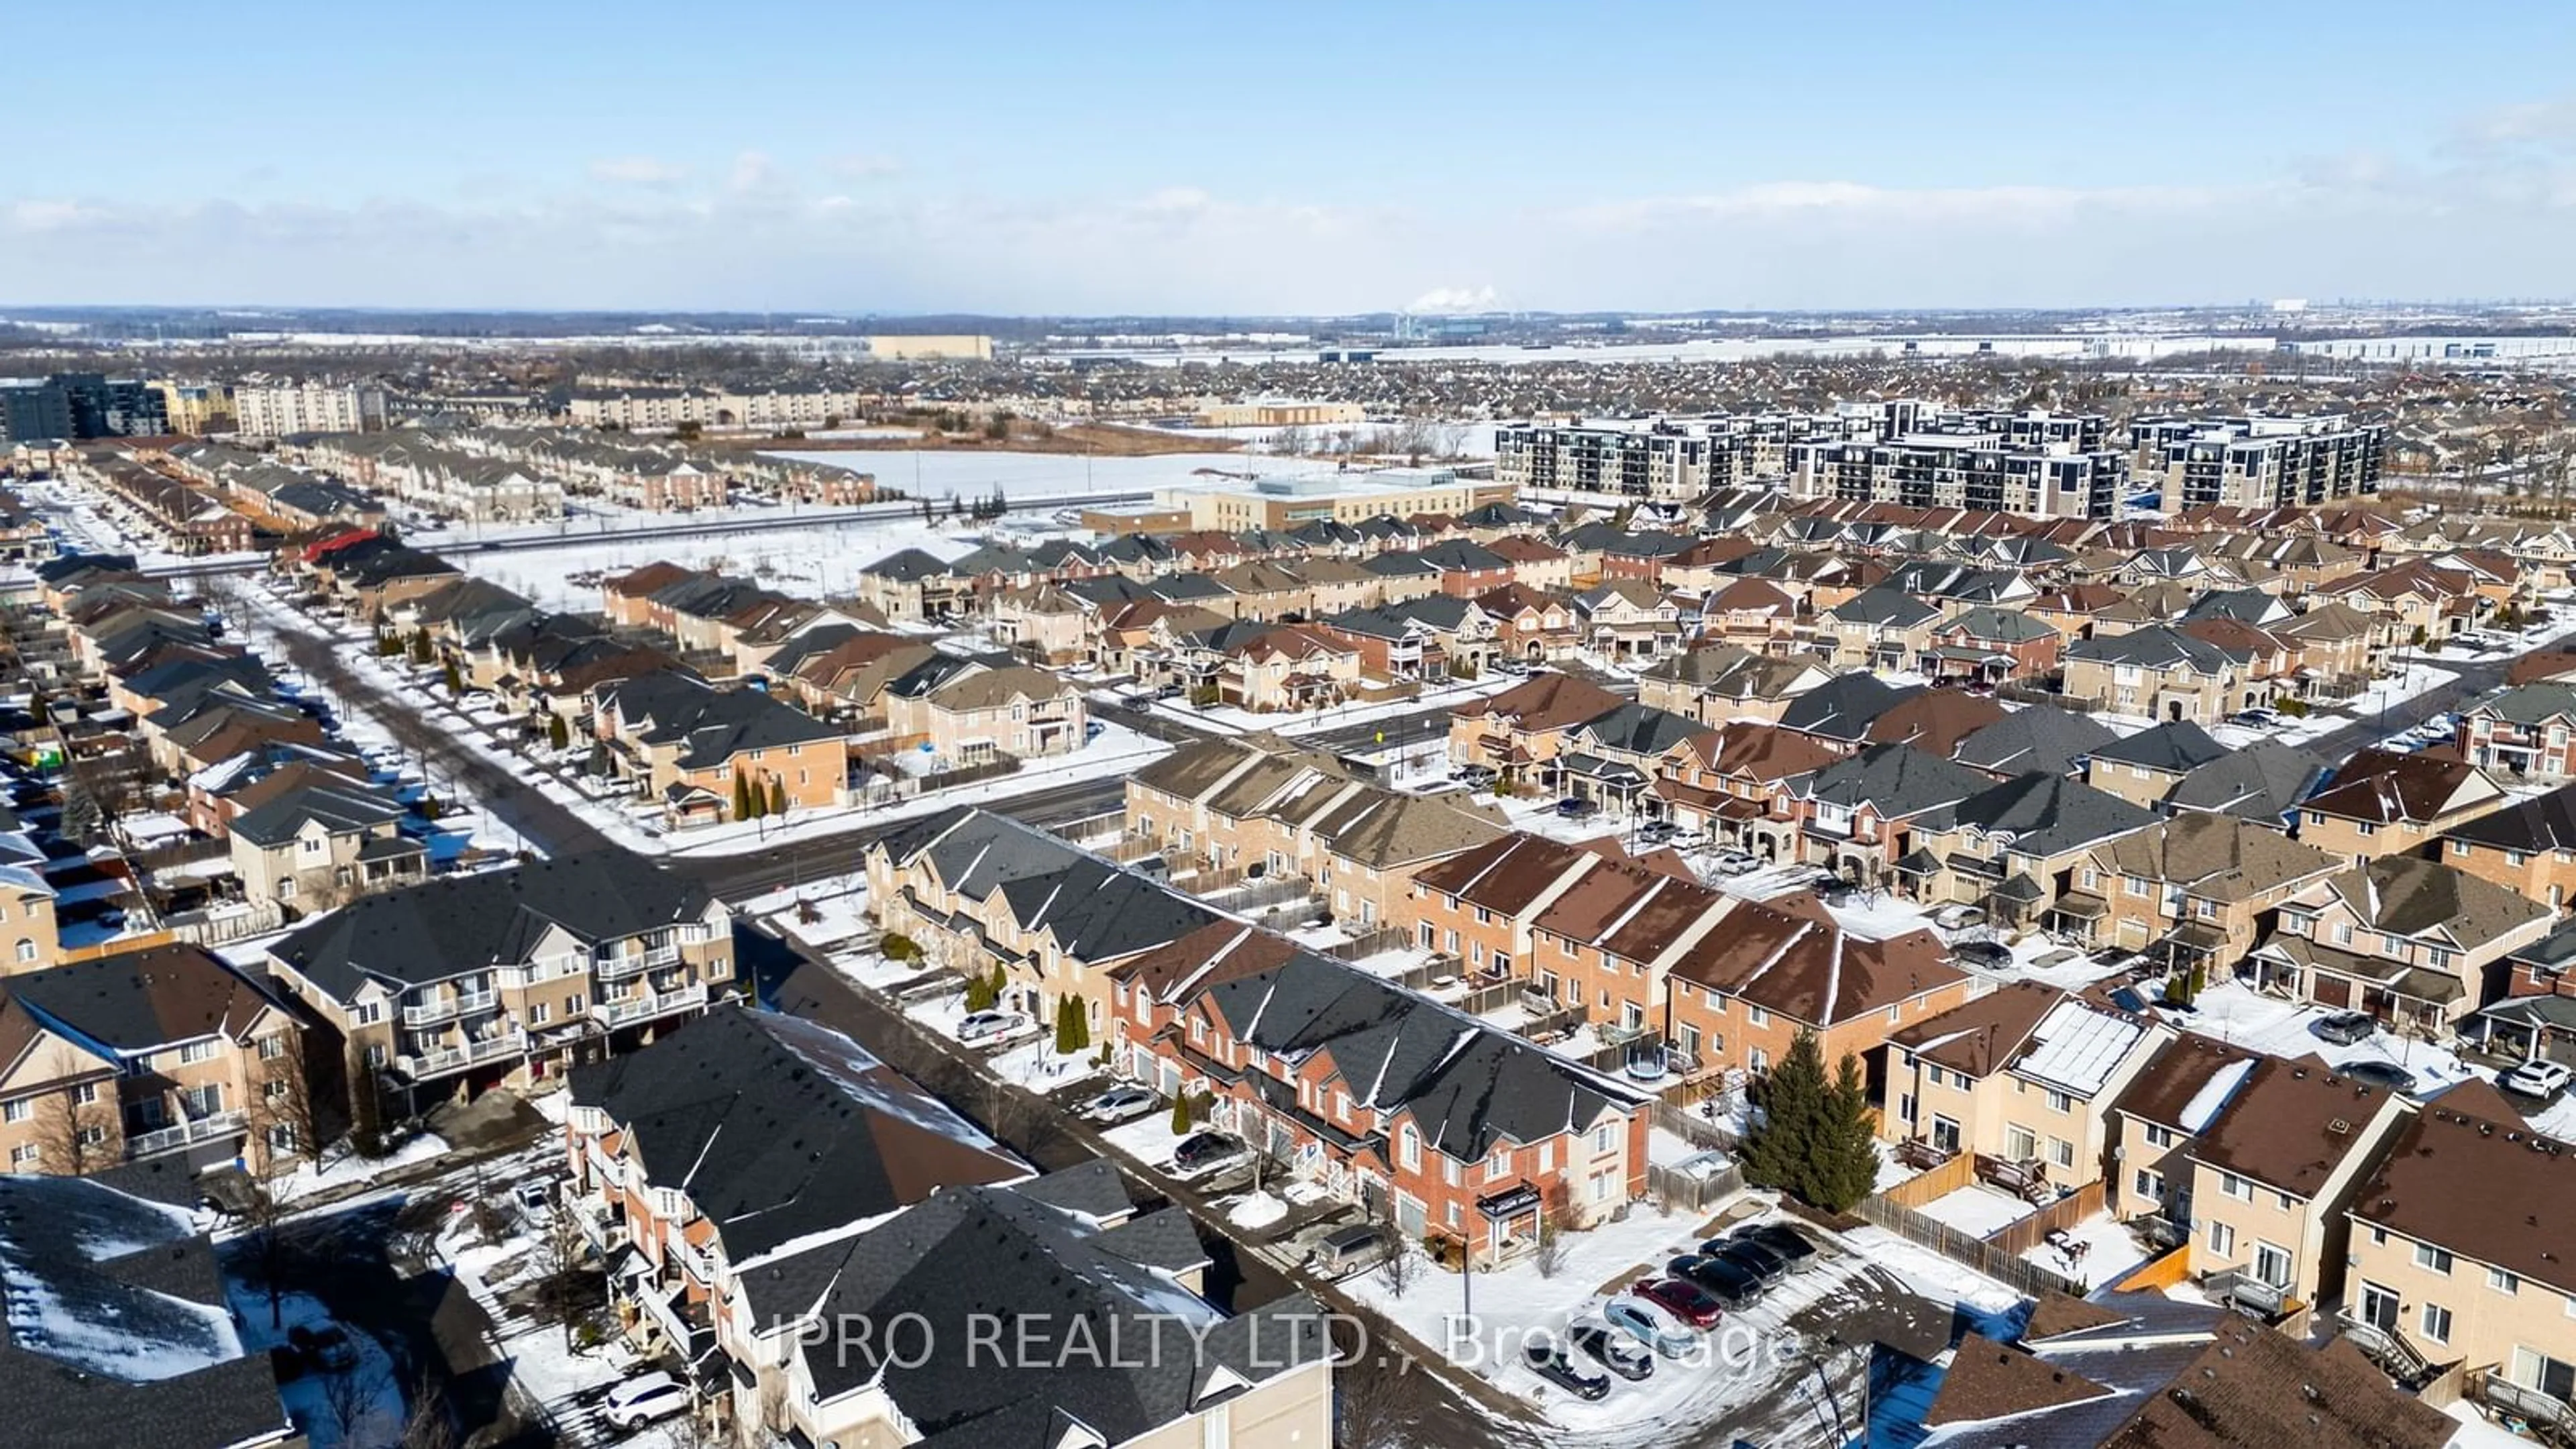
2100,1319,2455,1449
2188,1055,2395,1200
1889,980,2062,1077
1924,1332,2115,1428
2108,1034,2260,1132
2351,1097,2576,1298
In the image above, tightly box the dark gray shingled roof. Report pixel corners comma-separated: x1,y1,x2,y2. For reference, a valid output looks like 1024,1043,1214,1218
1953,706,2119,777
1201,953,1652,1161
268,850,714,999
765,1179,1328,1447
0,1174,292,1449
570,1006,1024,1263
1922,771,2157,859
2088,720,2229,773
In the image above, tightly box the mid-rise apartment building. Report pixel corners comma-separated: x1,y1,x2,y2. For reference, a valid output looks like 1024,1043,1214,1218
1786,427,2126,520
2129,414,2387,509
230,381,381,439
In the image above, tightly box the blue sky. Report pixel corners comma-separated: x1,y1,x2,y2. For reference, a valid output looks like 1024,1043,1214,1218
5,1,2573,312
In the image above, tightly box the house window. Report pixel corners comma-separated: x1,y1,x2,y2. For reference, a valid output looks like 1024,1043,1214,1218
1594,1124,1614,1154
11,941,31,963
2414,1243,2454,1275
2144,1124,2175,1149
177,1040,219,1066
2006,1125,2037,1160
258,1036,287,1061
529,1003,549,1025
2208,1222,2236,1258
7,1145,35,1169
1897,1093,1916,1124
2045,1089,2072,1114
2135,1169,2163,1201
2489,1267,2521,1295
1488,1148,1510,1181
1399,1126,1421,1170
2049,1138,2076,1170
2420,1303,2453,1344
2220,1172,2252,1201
0,1100,26,1124
1747,1004,1771,1028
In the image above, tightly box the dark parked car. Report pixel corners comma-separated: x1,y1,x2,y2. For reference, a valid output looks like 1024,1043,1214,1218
1171,1132,1248,1175
1723,1222,1820,1273
2339,1059,2420,1095
1667,1252,1766,1309
1710,1236,1791,1285
287,1324,358,1372
1952,941,2013,969
1522,1335,1611,1400
1570,1320,1654,1381
1555,796,1600,820
1630,1277,1725,1328
2311,1010,2377,1046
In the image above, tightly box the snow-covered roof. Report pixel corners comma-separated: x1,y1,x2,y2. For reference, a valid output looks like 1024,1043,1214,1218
2177,1058,2257,1134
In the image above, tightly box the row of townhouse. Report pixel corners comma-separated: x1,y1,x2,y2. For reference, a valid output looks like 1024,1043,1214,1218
1875,963,2576,1426
1124,737,1509,932
288,431,567,521
1405,829,1978,1093
590,671,848,824
263,851,732,1120
563,1005,1334,1449
861,806,1666,1267
63,447,256,555
0,942,317,1177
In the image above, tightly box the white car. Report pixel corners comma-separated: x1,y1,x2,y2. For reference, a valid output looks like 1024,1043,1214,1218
2501,1059,2573,1100
957,1010,1030,1046
1933,904,1987,932
602,1373,691,1430
1599,1296,1698,1359
514,1180,553,1226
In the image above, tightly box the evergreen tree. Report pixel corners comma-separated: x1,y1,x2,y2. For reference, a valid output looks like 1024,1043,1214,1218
1741,1029,1833,1203
988,963,1008,1007
965,970,996,1011
1171,1091,1194,1135
1812,1051,1884,1213
1054,996,1083,1055
545,713,570,751
731,770,754,821
1066,997,1091,1051
767,775,788,816
409,629,432,664
441,659,462,695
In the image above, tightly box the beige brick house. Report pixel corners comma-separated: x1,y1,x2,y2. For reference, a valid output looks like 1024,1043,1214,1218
266,853,733,1121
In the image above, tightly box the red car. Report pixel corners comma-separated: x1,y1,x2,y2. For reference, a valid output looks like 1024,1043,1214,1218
1629,1277,1724,1329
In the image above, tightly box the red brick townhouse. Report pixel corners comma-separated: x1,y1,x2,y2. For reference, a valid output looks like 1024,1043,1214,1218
1405,830,1975,1087
1149,949,1654,1265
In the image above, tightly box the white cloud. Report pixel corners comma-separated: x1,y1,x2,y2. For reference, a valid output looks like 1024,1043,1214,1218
7,97,2576,312
587,156,688,186
827,153,902,180
727,150,784,195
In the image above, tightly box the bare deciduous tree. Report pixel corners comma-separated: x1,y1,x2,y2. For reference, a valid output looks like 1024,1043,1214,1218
32,1048,119,1175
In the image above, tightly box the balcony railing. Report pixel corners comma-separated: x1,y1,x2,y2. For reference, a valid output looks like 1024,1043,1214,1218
396,1030,527,1079
401,988,498,1026
123,1110,248,1160
594,981,708,1028
2475,1371,2576,1436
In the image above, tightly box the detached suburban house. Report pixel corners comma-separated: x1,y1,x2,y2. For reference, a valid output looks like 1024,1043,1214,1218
2253,855,2552,1032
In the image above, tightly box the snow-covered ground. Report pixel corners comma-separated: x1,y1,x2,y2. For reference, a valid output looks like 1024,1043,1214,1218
2178,980,2486,1096
1138,672,1516,740
270,1131,451,1205
1338,1201,1888,1447
221,1287,408,1449
1916,1183,2035,1239
2020,1212,2155,1296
